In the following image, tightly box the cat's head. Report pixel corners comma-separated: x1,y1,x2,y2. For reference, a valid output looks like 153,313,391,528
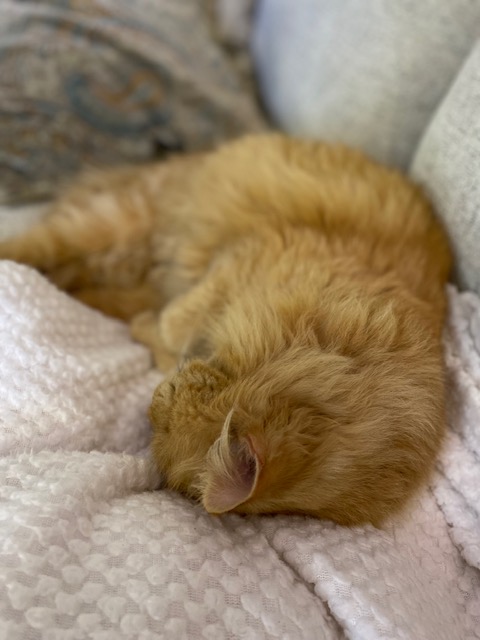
149,345,441,526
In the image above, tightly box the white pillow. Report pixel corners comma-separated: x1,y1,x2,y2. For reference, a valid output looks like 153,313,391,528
411,41,480,295
252,0,480,169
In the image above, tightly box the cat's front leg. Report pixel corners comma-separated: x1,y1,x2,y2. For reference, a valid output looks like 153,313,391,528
131,263,227,370
130,310,178,372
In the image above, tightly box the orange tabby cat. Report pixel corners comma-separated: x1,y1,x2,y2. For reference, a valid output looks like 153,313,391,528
0,134,452,526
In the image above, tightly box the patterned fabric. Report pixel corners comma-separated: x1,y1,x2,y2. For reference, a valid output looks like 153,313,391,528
0,259,479,639
0,0,265,204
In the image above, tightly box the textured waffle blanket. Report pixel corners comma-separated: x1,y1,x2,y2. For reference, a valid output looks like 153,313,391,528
0,260,479,640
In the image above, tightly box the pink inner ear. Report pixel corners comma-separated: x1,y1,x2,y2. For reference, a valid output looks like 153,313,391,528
203,436,262,514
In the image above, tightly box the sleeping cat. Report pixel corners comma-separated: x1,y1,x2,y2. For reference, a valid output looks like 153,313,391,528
0,134,452,526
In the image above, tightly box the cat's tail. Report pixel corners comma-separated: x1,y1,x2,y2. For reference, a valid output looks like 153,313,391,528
1,165,159,271
0,165,165,319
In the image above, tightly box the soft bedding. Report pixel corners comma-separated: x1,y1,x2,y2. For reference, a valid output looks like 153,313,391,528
0,255,479,639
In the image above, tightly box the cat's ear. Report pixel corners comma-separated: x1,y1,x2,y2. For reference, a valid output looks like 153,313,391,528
202,411,263,514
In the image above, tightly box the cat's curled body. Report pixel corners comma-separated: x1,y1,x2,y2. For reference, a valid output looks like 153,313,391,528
0,134,452,526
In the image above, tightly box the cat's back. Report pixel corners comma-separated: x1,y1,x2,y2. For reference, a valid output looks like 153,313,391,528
165,134,451,301
197,133,443,242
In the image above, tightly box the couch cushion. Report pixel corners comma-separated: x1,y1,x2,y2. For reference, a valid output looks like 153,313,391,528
252,0,480,169
411,41,480,295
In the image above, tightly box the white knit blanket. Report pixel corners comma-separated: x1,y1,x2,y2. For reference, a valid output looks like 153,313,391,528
0,260,479,640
